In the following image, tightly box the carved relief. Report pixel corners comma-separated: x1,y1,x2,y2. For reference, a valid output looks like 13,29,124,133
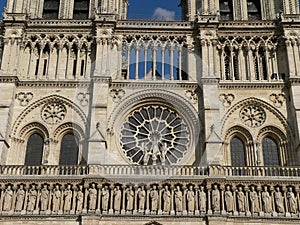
41,102,67,125
77,92,89,107
16,92,33,106
185,90,198,104
110,89,125,103
240,105,266,128
219,94,235,107
269,93,285,108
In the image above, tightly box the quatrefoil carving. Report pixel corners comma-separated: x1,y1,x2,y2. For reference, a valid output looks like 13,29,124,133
219,94,235,107
16,92,33,106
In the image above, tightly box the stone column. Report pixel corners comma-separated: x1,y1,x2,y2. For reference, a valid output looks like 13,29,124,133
161,46,165,80
182,185,187,215
71,185,77,214
96,184,102,214
221,184,226,215
34,185,41,214
169,45,174,80
47,185,52,214
145,185,150,215
283,186,290,217
158,185,162,215
170,185,175,216
195,185,199,215
207,184,212,215
135,46,139,80
232,185,238,216
83,184,89,214
121,185,126,215
258,186,264,216
109,186,114,214
270,186,277,217
245,186,251,216
133,185,138,215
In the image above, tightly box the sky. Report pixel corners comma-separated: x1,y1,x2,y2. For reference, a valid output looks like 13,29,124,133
0,0,182,20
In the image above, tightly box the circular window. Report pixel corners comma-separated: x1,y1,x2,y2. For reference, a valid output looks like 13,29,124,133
41,102,67,125
120,105,190,165
240,104,266,128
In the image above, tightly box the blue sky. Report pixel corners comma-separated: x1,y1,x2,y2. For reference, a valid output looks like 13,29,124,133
0,0,181,19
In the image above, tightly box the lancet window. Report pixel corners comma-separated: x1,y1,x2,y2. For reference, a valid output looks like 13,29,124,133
73,0,90,19
59,133,79,165
247,0,262,20
43,0,60,19
25,133,44,166
230,137,246,166
262,136,280,166
219,0,233,20
122,36,188,81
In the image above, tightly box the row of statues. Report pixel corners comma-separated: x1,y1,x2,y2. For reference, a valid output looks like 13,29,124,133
0,182,299,216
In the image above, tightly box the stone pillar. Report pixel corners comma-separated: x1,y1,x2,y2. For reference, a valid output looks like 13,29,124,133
245,186,251,216
158,185,162,215
96,184,102,214
220,184,226,215
182,185,187,215
195,185,199,215
121,185,126,215
83,184,89,214
109,186,114,214
133,185,138,215
145,185,150,215
71,185,77,214
232,185,238,216
34,185,41,214
170,185,175,216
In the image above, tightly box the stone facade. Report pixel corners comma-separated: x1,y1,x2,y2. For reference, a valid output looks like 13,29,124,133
0,0,299,224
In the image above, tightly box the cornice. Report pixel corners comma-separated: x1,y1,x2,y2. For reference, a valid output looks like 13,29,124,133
17,80,91,88
218,81,285,89
110,81,199,90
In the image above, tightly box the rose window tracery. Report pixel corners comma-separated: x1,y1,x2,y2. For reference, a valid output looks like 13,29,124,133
240,104,266,128
41,102,67,125
120,105,190,165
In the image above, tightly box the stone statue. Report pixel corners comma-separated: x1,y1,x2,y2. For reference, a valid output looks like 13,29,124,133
52,185,61,212
224,185,233,212
274,187,284,213
142,143,151,166
40,184,49,211
138,186,146,212
88,183,97,210
212,184,220,211
287,187,297,213
161,143,168,165
150,186,158,212
163,185,171,213
114,186,121,212
199,186,206,213
64,185,72,212
27,185,37,211
151,134,161,165
102,186,109,211
261,186,272,213
76,185,84,211
237,187,245,212
126,186,134,212
3,185,13,211
174,186,183,212
249,186,260,213
187,186,195,213
15,185,25,212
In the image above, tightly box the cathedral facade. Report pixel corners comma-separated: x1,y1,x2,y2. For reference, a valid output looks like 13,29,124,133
0,0,299,224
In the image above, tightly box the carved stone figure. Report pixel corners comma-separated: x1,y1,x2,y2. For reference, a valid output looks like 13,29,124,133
102,186,109,211
224,185,233,212
3,185,13,211
212,184,220,211
27,185,37,211
52,185,61,212
142,143,151,166
249,186,260,213
64,185,72,212
76,185,84,211
287,187,297,213
114,186,121,212
150,186,158,212
138,186,146,212
187,186,195,212
40,184,49,211
88,183,97,210
237,187,245,212
161,143,168,165
126,186,134,211
261,186,272,213
174,186,183,212
163,185,171,212
15,185,25,212
199,186,206,213
274,187,284,213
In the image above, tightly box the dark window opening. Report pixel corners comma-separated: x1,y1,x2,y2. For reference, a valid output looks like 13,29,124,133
43,59,47,76
230,137,246,166
59,133,79,165
35,59,39,76
25,133,44,166
80,60,85,76
73,0,90,19
262,136,280,166
247,0,262,20
43,0,60,19
220,0,233,20
73,60,77,76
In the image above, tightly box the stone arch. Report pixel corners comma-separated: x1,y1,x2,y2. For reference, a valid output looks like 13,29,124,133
223,125,255,166
107,89,200,165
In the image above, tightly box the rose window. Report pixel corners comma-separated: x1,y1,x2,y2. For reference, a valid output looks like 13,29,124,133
240,104,266,128
120,105,190,165
41,102,67,125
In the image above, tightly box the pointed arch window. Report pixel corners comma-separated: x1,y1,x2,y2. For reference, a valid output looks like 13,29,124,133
247,0,262,20
25,133,44,166
220,0,233,20
43,0,60,19
59,133,79,165
73,0,90,19
230,136,246,166
262,136,280,166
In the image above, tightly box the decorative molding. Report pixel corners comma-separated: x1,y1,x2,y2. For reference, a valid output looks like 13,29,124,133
240,104,266,128
185,90,198,104
110,81,198,90
16,92,33,106
110,89,125,103
41,102,67,125
219,93,235,107
77,92,89,107
269,93,286,108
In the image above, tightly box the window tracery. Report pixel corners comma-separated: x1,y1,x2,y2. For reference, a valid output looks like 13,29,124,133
41,101,67,125
240,104,266,128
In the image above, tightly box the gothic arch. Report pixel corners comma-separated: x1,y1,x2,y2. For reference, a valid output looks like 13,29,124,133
19,122,49,140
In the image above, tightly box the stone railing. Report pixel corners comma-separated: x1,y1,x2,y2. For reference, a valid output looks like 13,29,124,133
117,20,192,29
0,165,300,219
